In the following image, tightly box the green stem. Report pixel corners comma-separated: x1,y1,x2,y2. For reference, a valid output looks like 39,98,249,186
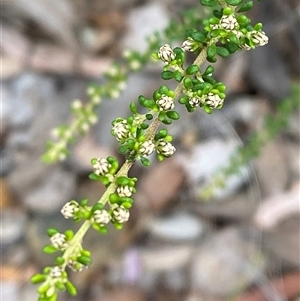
61,43,211,272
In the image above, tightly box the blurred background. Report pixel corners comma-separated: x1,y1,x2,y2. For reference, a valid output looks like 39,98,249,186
1,0,300,300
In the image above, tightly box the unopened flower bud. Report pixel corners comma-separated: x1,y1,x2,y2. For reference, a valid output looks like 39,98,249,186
158,44,176,63
205,93,224,109
156,140,176,157
50,233,68,250
112,120,129,141
251,30,268,46
182,39,196,52
61,201,79,219
93,209,111,225
156,94,175,111
189,97,201,108
117,185,133,198
220,15,238,30
92,158,111,176
139,140,155,156
50,266,63,278
112,206,130,223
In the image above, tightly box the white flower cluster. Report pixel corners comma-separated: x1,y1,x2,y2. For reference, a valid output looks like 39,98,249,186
61,201,79,219
205,93,224,109
156,140,176,157
156,94,175,111
93,209,111,226
220,15,238,30
158,44,175,63
50,233,68,250
117,185,133,198
50,266,63,278
92,158,111,176
251,30,268,46
112,120,130,141
181,39,196,52
112,206,130,223
189,96,202,108
139,140,155,156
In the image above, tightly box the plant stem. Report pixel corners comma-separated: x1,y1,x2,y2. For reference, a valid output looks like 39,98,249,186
61,44,210,269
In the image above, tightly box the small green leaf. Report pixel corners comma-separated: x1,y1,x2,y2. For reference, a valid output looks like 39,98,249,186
161,71,174,80
225,0,243,6
141,157,151,167
174,70,183,82
66,281,77,296
237,1,253,12
207,44,217,58
129,102,137,114
190,31,206,42
200,0,218,7
183,77,193,90
116,176,129,186
109,193,119,204
203,65,214,76
166,111,180,120
89,173,101,181
186,64,200,75
216,46,230,58
55,256,65,265
47,228,58,237
31,274,46,284
77,255,92,266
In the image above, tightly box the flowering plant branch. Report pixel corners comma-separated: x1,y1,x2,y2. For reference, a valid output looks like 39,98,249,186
31,1,269,300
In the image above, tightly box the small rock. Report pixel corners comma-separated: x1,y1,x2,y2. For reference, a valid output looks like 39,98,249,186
0,208,26,249
122,2,170,52
92,287,145,301
177,139,250,200
190,227,265,297
253,138,289,197
140,245,194,273
148,212,205,242
135,157,185,212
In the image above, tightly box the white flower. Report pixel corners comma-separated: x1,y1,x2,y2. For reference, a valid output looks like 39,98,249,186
156,140,176,157
92,158,111,176
220,15,238,30
251,30,268,46
93,209,111,225
189,96,201,108
92,95,102,104
88,115,98,124
158,44,176,63
71,99,82,110
156,94,175,111
182,39,195,52
87,86,96,96
117,185,133,198
130,60,141,70
50,266,63,278
112,206,130,223
205,93,224,109
50,233,68,250
112,120,129,141
61,201,79,219
139,140,155,156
